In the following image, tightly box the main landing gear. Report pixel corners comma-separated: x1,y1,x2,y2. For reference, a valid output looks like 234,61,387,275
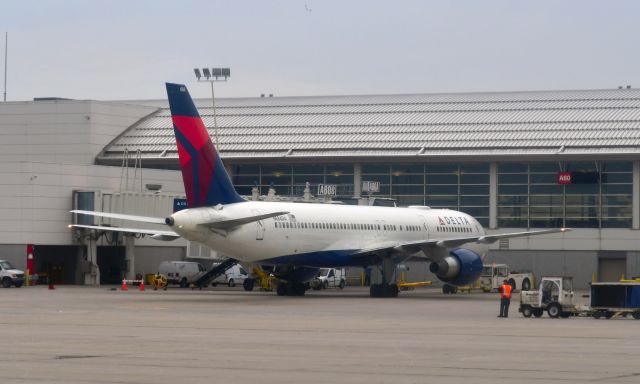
370,283,399,298
369,258,399,298
276,282,306,296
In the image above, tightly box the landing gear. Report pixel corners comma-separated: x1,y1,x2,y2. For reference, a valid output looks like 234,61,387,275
369,257,399,298
276,282,306,296
243,278,255,291
370,283,399,298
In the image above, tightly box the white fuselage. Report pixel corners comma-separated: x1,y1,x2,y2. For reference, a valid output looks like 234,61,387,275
169,202,488,267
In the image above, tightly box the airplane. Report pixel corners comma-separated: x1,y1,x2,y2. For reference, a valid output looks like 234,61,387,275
71,83,569,297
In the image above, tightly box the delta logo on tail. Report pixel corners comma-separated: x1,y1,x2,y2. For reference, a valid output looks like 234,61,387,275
166,83,243,208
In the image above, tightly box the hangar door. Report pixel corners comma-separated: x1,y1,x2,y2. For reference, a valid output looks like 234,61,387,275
598,258,626,282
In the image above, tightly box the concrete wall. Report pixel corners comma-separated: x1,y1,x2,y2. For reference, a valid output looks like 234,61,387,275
133,246,186,277
0,244,27,270
0,161,185,245
0,100,156,165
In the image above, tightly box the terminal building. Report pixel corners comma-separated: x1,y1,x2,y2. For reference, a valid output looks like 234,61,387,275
2,87,640,288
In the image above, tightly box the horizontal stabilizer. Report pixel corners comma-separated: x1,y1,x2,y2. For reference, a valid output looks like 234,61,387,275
70,224,180,241
71,210,166,224
199,211,289,229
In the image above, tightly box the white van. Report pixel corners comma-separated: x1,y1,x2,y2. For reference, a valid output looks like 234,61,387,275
312,268,346,290
158,261,206,288
211,264,248,287
0,260,25,288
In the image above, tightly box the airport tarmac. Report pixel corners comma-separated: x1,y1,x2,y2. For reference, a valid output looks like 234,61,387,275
2,286,639,384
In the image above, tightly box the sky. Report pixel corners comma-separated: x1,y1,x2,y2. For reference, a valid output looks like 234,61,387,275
2,0,640,101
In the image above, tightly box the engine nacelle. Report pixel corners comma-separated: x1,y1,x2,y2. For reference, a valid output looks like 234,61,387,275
429,248,483,286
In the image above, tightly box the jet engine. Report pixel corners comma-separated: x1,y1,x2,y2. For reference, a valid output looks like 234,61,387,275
429,248,483,286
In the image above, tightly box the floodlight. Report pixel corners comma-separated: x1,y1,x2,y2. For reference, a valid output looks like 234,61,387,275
192,66,232,152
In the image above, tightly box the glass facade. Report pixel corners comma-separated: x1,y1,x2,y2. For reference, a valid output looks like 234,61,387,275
498,161,632,228
232,160,634,229
232,164,354,197
362,163,490,226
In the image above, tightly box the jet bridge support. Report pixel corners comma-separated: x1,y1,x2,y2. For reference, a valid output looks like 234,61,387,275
83,237,100,286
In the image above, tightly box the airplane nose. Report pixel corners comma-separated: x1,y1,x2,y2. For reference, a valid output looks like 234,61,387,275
165,217,175,226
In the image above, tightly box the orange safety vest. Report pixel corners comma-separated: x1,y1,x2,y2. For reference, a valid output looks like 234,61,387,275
501,284,512,299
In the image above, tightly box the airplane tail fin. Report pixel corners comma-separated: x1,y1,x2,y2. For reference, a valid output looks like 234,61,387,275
165,83,244,207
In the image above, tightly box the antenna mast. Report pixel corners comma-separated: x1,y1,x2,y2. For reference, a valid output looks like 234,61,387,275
3,32,7,102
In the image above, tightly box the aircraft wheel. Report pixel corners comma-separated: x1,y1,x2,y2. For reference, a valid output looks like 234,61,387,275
288,283,306,296
385,284,399,298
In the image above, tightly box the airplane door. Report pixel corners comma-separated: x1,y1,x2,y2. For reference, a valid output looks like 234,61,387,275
252,209,265,240
375,220,386,238
419,215,428,239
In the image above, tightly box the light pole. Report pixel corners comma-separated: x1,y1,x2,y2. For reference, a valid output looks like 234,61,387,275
194,67,230,151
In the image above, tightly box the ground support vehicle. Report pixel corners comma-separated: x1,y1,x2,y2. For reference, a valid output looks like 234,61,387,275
480,264,533,292
519,277,575,318
590,282,640,319
398,280,432,291
158,261,207,288
211,264,248,288
312,268,346,290
0,260,25,288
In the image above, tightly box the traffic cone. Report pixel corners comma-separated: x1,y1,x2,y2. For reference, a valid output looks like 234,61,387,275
139,279,145,292
121,279,128,291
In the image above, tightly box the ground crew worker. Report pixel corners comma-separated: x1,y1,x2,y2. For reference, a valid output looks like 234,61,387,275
498,279,512,318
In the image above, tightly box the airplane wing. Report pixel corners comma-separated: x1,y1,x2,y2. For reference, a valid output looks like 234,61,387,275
71,210,166,224
352,228,570,257
70,224,180,241
198,211,289,229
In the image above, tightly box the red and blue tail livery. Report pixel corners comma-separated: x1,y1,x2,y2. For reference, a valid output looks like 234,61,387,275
165,83,244,207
